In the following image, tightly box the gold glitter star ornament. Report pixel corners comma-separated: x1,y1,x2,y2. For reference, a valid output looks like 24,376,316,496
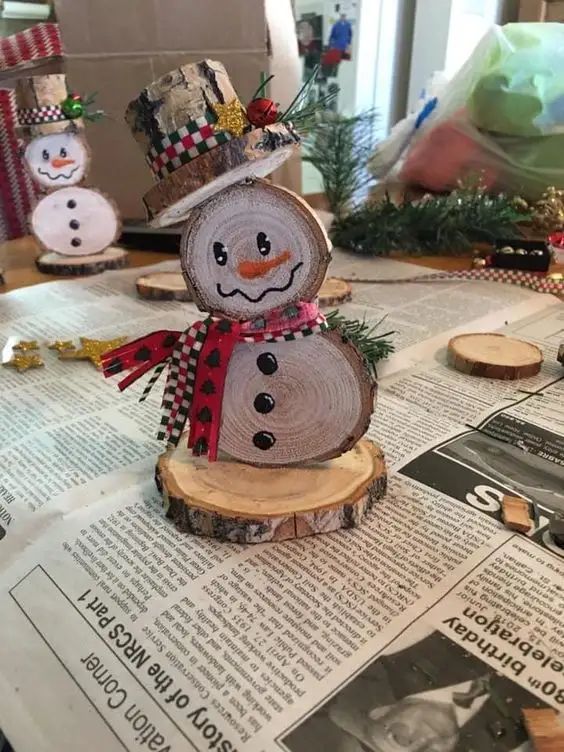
58,336,127,368
212,98,247,138
48,340,75,352
13,340,39,351
3,354,44,372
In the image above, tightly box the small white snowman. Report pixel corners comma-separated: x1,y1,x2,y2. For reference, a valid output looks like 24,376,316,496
16,74,124,273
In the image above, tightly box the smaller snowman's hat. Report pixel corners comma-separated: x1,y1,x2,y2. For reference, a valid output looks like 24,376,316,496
15,74,85,139
125,60,300,228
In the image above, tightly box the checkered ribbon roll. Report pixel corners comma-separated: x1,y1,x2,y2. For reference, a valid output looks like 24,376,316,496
146,111,231,179
17,105,67,126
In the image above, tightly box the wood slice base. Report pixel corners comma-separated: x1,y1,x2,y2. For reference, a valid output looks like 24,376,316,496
318,277,352,306
447,333,543,380
36,246,129,276
136,271,193,301
156,438,386,543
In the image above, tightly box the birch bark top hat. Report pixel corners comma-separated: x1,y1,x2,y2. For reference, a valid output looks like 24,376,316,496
125,60,300,227
15,74,86,139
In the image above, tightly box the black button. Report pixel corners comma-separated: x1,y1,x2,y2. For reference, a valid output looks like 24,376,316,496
67,199,77,209
254,393,275,414
69,219,80,230
253,431,275,450
257,352,277,375
71,237,81,247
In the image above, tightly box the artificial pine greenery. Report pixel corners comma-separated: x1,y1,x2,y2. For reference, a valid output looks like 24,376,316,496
303,109,377,219
331,185,531,256
325,310,395,378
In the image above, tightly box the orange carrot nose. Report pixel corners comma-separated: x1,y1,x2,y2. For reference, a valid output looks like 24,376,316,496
51,157,75,168
238,250,292,280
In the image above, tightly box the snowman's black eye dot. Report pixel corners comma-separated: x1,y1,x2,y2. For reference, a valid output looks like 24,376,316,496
42,149,49,161
257,232,271,256
213,241,227,266
60,147,67,158
257,352,277,375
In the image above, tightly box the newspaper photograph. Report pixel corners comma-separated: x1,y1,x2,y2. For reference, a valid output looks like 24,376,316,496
0,256,563,751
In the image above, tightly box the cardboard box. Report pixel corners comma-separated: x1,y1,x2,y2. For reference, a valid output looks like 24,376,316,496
54,0,271,221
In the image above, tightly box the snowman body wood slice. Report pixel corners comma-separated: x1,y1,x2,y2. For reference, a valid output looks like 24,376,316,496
103,59,386,542
181,180,374,466
16,74,125,276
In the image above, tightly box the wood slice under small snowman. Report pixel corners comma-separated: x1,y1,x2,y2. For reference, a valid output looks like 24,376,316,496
136,272,193,301
156,438,386,543
31,186,121,257
181,179,331,320
36,246,128,276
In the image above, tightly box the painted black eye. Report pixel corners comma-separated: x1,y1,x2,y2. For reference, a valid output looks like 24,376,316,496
213,241,227,266
257,232,271,256
42,149,49,161
60,147,67,158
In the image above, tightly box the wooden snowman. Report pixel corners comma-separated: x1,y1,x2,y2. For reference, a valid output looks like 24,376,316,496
16,74,126,275
104,60,386,543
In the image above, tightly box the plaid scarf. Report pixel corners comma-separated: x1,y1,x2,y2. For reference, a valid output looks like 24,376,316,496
102,303,327,461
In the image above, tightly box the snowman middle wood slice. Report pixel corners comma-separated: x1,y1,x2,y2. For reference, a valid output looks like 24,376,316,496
103,60,385,541
16,74,126,275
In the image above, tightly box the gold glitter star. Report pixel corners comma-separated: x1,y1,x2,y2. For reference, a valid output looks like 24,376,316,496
48,340,76,352
212,98,247,138
3,353,44,372
58,336,127,369
13,340,39,351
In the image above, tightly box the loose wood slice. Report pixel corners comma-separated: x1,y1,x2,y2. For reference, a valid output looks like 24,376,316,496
31,186,121,256
156,438,386,543
144,124,298,227
36,246,128,276
501,495,533,533
522,708,564,752
318,277,352,306
181,179,331,320
219,329,375,466
16,74,84,139
447,333,543,380
136,272,193,301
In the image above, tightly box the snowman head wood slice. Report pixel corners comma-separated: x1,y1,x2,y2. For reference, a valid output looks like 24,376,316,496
24,133,89,189
181,180,331,320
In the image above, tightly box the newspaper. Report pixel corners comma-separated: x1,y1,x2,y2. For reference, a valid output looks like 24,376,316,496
0,252,562,752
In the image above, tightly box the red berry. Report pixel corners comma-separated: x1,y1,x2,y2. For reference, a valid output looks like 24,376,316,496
246,97,278,128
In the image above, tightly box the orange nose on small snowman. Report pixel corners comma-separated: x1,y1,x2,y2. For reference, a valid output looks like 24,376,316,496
51,157,75,168
237,250,292,280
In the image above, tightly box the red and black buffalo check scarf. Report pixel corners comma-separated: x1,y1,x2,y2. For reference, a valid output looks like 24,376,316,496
101,304,327,461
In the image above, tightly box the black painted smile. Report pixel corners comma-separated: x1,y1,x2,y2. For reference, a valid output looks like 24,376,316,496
217,263,303,303
37,166,79,181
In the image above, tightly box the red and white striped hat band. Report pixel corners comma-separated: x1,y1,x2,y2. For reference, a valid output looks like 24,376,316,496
17,105,69,126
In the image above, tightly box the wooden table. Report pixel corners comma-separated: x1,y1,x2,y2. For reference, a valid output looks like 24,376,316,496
0,236,562,293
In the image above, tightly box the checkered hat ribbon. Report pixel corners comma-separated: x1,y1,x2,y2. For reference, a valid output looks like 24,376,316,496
146,111,231,179
17,105,68,126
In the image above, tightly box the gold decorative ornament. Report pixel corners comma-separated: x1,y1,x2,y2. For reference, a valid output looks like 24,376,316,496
47,340,76,352
58,336,127,368
3,353,44,372
212,98,247,138
13,340,39,351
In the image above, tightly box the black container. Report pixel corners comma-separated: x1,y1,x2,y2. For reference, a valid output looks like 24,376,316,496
492,238,551,272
